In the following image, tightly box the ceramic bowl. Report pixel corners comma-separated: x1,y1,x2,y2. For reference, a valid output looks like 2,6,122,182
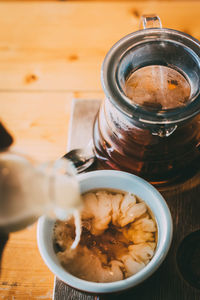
37,170,173,294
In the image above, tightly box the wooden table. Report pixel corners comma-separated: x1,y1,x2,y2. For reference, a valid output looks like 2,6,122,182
0,1,200,299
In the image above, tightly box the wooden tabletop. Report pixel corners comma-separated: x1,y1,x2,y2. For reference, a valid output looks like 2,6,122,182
1,1,200,299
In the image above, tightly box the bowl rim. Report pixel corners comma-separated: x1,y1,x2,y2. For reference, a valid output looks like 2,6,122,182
37,170,173,293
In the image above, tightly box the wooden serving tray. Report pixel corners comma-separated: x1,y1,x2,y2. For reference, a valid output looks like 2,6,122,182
53,99,200,300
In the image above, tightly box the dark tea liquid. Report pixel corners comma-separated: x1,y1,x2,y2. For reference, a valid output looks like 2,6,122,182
94,66,200,186
124,65,191,109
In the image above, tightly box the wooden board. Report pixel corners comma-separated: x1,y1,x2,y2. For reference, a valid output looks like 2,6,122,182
1,0,187,2
0,93,103,300
53,99,200,300
0,1,200,299
0,1,200,92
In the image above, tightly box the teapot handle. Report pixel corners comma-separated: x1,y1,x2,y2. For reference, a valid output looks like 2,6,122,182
140,15,162,29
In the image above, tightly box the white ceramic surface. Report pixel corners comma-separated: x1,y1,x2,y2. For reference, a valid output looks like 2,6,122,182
37,170,173,294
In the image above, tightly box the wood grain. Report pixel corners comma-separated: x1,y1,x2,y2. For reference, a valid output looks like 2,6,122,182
0,2,200,92
0,0,188,2
0,92,103,300
0,92,103,162
0,223,54,300
0,1,200,299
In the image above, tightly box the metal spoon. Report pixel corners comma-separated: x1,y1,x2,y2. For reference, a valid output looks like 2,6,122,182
63,143,96,173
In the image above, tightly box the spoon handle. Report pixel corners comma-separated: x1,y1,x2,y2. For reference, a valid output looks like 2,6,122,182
62,140,96,173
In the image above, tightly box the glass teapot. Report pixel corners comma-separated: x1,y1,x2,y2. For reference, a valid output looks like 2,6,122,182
93,15,200,186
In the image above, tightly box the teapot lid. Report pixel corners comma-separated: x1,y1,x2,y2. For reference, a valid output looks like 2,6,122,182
101,26,200,126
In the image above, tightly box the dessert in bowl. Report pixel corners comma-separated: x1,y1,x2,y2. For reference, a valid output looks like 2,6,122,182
37,170,172,294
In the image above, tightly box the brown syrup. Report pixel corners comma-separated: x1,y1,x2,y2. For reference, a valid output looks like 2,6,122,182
93,107,200,186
